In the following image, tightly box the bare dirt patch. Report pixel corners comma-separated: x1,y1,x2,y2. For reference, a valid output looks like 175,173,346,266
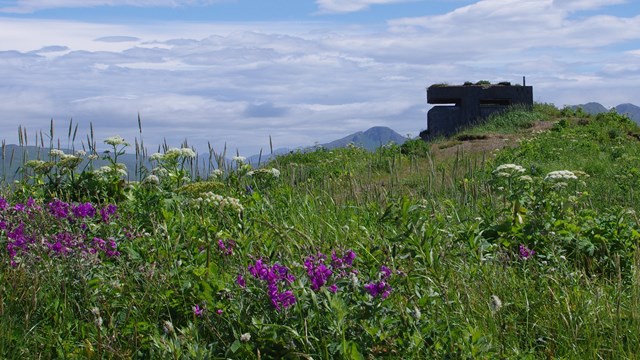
430,121,555,160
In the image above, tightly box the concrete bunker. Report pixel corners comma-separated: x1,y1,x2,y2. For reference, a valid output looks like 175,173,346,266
419,81,533,140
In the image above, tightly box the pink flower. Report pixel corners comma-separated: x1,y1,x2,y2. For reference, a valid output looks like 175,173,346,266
193,304,204,317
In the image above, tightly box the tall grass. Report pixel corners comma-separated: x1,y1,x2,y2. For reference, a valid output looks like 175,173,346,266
1,106,640,358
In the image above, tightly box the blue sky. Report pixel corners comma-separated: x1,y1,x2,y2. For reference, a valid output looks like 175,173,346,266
0,0,639,156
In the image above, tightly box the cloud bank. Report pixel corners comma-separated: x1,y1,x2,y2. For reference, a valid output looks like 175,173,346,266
0,0,221,13
0,0,638,156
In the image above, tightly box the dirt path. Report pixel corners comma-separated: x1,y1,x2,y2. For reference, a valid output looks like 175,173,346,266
430,121,555,159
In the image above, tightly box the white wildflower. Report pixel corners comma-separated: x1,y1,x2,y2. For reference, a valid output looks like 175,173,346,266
519,175,533,182
210,169,223,179
180,148,197,159
25,160,45,168
490,295,503,313
94,166,112,176
163,320,174,335
493,164,525,178
494,164,525,173
143,174,160,184
544,170,577,181
74,150,87,157
49,149,65,158
232,156,246,163
153,167,169,177
270,168,280,177
240,333,251,342
87,154,99,160
412,306,422,320
149,152,164,161
246,170,255,176
104,135,129,147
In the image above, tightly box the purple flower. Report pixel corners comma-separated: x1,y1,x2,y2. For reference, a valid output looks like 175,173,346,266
216,309,223,315
72,202,96,218
0,197,8,210
248,258,296,311
519,244,535,260
272,290,296,310
305,253,333,291
330,249,356,278
380,265,392,279
48,199,70,219
364,280,392,299
193,304,204,317
100,204,117,223
236,274,246,288
217,239,235,256
364,265,394,299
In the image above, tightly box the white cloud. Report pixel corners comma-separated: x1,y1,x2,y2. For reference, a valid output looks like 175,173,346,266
0,1,639,155
552,0,628,12
0,0,221,13
315,0,414,14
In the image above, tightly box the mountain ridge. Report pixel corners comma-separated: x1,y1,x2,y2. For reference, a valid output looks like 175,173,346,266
571,102,640,124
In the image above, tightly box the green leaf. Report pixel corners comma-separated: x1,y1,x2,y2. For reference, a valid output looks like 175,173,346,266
230,340,242,353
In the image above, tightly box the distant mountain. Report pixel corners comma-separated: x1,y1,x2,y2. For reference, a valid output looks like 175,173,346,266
570,102,640,125
571,102,608,115
322,126,407,151
245,126,407,166
615,103,640,124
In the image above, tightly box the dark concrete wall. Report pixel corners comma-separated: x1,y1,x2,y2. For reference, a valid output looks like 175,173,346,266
420,84,533,140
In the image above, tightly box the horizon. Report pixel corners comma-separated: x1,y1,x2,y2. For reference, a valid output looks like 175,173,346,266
0,0,639,155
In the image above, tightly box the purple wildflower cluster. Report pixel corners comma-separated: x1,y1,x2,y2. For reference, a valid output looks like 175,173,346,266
519,244,535,259
1,197,123,266
304,249,356,293
364,265,393,299
248,258,296,311
217,238,236,256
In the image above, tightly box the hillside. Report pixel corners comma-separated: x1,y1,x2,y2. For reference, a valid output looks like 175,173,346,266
3,105,640,358
245,126,406,166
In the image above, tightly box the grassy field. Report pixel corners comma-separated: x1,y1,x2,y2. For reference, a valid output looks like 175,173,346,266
1,104,640,359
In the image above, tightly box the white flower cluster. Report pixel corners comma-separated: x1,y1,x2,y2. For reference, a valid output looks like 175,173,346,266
143,174,160,185
104,135,129,147
49,149,66,158
246,168,280,178
232,156,246,163
493,163,526,178
150,166,167,177
544,170,578,181
60,153,78,160
149,152,164,161
195,192,244,213
25,160,46,168
164,148,196,159
209,169,224,179
94,164,128,178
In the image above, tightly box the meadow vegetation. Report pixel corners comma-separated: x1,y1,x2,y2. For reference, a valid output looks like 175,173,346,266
1,104,640,358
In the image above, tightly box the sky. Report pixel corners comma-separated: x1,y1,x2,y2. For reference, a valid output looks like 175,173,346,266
0,0,639,156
